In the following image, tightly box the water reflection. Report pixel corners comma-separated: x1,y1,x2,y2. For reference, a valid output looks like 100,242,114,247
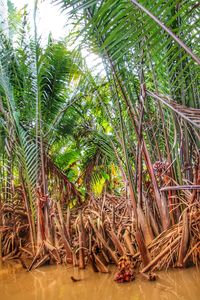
0,263,199,300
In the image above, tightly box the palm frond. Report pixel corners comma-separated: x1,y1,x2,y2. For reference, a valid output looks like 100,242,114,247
54,0,200,105
147,90,200,130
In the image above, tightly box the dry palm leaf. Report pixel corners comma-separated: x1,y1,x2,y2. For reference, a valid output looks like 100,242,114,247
147,91,200,129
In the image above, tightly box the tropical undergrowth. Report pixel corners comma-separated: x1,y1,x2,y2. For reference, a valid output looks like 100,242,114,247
0,0,199,277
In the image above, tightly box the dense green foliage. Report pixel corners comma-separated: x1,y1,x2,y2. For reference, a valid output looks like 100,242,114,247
0,0,199,219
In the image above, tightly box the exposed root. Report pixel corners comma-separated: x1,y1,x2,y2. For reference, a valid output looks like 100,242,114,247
0,193,199,276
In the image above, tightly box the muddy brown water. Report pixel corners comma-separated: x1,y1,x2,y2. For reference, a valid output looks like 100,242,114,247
0,262,200,300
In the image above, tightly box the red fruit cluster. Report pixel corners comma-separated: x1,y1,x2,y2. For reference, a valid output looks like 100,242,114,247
114,270,135,283
114,256,135,283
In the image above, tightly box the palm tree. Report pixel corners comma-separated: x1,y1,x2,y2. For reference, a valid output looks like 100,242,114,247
0,0,199,271
0,3,84,256
52,0,200,262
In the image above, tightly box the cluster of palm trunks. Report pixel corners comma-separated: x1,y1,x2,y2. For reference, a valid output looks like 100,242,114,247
0,184,199,280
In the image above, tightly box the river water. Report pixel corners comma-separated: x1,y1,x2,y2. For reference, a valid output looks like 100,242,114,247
0,262,200,300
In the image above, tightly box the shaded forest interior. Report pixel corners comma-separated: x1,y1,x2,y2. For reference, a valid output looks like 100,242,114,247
0,0,199,282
